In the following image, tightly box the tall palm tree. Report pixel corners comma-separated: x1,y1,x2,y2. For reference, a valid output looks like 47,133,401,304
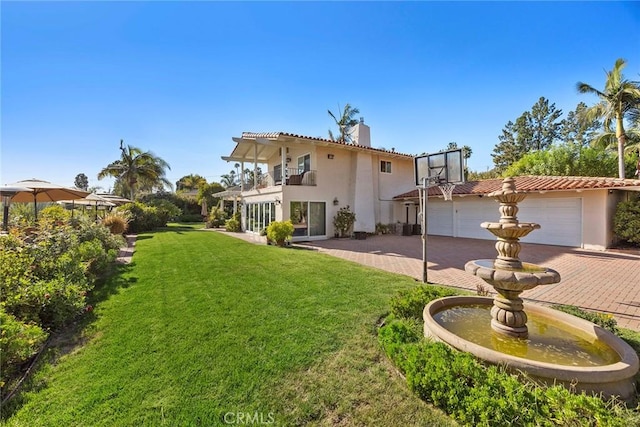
98,140,172,200
577,58,640,178
328,103,360,143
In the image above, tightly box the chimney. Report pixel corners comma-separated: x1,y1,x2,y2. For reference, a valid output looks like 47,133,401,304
348,118,371,147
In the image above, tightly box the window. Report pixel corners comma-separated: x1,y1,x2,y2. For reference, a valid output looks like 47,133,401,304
298,154,311,173
380,161,392,173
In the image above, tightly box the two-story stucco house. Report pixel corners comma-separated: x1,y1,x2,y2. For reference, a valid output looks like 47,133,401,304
221,120,417,241
221,121,640,250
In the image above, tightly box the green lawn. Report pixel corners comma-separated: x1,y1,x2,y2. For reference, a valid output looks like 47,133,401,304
3,225,454,426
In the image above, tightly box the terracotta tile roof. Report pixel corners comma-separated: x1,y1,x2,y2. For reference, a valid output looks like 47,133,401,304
393,175,640,199
240,131,414,158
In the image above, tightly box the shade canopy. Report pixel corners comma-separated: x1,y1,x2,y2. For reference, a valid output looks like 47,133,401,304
5,179,90,220
58,193,116,207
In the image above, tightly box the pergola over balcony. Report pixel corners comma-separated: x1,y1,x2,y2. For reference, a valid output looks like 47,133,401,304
222,133,319,191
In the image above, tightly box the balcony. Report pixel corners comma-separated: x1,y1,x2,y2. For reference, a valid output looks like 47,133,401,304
244,168,317,191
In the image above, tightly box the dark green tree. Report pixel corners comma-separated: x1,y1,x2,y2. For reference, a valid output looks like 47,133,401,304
492,121,526,172
98,140,172,200
492,97,563,172
328,104,360,143
577,58,640,178
74,173,89,191
560,102,601,147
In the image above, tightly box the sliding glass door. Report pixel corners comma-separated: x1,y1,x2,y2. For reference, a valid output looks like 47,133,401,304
290,201,326,239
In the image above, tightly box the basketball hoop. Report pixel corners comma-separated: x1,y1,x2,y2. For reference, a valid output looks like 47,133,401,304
438,183,456,201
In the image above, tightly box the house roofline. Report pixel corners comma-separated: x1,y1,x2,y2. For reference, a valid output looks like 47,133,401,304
236,131,414,159
393,175,640,200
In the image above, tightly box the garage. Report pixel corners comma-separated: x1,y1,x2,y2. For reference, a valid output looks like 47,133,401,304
425,196,583,247
426,200,453,235
518,197,582,247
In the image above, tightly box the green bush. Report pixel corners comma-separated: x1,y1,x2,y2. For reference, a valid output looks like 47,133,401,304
139,191,201,217
379,317,631,426
38,204,72,228
333,205,356,238
117,202,164,233
179,213,204,222
206,206,227,228
225,218,241,232
145,199,182,224
389,285,458,320
266,220,294,246
614,198,640,245
0,218,123,395
0,307,47,387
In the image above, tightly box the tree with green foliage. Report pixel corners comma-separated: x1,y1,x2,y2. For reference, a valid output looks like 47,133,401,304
98,140,172,200
521,97,563,151
614,197,640,245
176,174,207,192
197,182,225,209
220,171,237,188
492,121,525,172
577,58,640,178
492,97,564,172
560,102,601,147
74,173,89,190
328,103,360,143
503,143,635,177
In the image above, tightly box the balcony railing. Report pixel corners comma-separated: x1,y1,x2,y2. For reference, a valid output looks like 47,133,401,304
240,168,317,191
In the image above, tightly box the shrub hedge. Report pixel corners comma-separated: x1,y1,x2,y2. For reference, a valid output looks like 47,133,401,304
0,214,124,398
614,198,640,245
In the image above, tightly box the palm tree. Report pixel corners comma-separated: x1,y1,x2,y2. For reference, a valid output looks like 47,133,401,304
220,171,236,188
176,174,207,192
328,103,360,143
98,140,172,200
577,58,640,178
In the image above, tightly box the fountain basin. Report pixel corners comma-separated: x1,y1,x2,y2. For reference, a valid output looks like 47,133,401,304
424,296,639,402
465,259,560,292
481,222,540,239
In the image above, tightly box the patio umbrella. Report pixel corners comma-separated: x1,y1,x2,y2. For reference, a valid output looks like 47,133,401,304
5,179,90,220
201,198,208,217
58,193,116,220
1,185,31,232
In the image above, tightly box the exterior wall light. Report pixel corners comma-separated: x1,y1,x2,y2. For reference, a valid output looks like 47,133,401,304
327,154,335,159
333,197,339,206
274,197,281,205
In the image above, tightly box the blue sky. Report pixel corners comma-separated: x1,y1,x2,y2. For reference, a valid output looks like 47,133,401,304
2,1,639,191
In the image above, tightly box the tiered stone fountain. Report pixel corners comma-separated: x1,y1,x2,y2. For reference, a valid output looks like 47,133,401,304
423,178,639,402
465,177,560,338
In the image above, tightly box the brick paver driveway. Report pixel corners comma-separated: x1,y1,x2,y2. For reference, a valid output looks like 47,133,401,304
299,235,640,331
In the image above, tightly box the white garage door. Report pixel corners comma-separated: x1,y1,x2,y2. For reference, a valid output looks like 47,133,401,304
454,198,500,240
518,198,582,247
426,200,453,236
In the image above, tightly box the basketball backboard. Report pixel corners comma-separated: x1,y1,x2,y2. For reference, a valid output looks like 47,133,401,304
414,148,465,186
